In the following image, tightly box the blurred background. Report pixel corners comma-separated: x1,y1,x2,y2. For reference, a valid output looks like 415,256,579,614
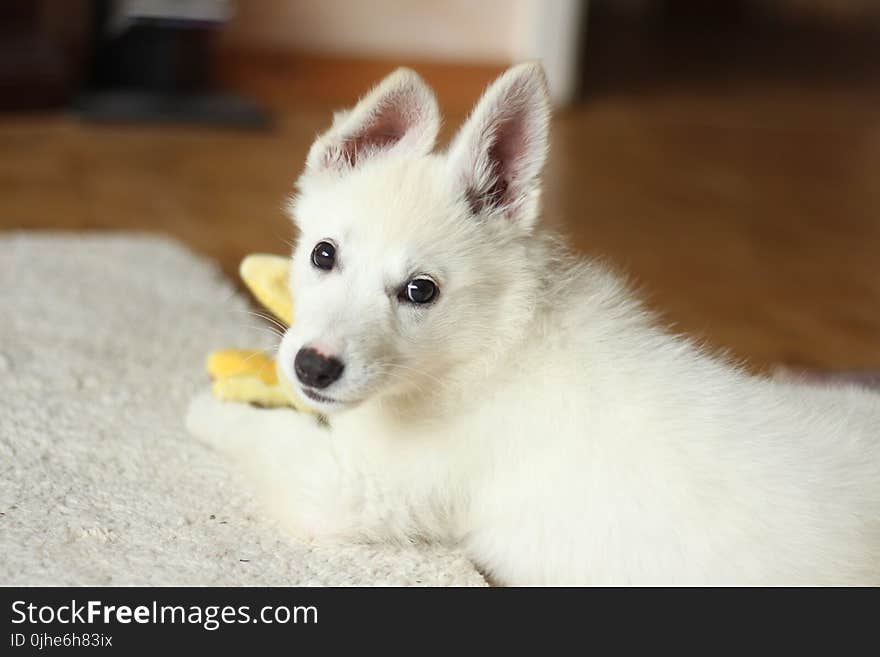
1,0,878,372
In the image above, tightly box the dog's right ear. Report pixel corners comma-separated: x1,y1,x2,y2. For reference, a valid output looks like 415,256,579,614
305,68,440,173
447,62,550,229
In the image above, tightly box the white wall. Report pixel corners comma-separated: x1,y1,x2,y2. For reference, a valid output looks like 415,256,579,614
225,0,524,62
224,0,587,104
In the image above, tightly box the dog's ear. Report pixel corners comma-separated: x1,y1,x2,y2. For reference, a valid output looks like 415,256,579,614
447,62,550,228
306,68,440,172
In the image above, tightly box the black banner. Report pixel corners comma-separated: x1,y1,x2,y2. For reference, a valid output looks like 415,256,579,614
1,587,875,652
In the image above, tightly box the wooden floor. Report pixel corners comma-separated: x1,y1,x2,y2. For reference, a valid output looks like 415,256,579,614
1,44,879,373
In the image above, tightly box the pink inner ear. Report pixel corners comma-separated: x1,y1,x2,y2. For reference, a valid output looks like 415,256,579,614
335,92,414,168
467,110,527,215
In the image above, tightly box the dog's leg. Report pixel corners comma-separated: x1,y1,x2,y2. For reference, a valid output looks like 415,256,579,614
186,389,312,453
186,390,372,542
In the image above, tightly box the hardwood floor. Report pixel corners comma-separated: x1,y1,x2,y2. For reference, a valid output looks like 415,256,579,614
1,48,878,373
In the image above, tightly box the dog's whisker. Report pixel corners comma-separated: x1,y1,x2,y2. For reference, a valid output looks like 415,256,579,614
381,363,447,388
237,322,285,338
378,364,451,394
235,323,285,343
210,348,281,380
377,373,430,398
373,365,437,396
250,315,289,334
229,309,289,333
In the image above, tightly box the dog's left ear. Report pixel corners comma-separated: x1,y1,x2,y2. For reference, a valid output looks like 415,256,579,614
306,68,440,173
447,62,550,229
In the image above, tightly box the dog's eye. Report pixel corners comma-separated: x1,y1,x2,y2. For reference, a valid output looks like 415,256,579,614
401,277,437,304
311,241,336,270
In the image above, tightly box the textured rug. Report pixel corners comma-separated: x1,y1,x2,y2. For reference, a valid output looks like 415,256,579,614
0,232,485,586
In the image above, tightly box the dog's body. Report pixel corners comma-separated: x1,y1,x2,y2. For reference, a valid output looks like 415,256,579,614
188,64,880,585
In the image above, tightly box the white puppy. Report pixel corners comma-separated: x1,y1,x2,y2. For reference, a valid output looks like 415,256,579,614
188,63,880,585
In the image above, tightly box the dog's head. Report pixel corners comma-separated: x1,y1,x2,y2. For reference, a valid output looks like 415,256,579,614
278,63,551,413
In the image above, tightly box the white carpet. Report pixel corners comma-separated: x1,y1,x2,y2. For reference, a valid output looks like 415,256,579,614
0,233,485,586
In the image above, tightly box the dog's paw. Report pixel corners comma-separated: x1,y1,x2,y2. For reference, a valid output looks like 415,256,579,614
184,389,227,445
186,388,311,453
185,389,257,452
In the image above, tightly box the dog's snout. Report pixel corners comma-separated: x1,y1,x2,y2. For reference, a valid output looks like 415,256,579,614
294,347,345,389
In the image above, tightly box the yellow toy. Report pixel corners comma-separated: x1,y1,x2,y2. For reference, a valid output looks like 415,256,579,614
206,254,315,414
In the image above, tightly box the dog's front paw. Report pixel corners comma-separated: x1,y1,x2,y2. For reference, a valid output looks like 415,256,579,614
185,389,354,542
186,388,311,454
185,389,258,453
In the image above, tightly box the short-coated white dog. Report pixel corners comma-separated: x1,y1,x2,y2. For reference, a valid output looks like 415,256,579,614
187,63,880,585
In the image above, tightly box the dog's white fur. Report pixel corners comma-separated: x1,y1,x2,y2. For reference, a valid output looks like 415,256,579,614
187,64,880,585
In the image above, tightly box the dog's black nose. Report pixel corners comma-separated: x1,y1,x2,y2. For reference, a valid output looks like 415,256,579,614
294,347,345,389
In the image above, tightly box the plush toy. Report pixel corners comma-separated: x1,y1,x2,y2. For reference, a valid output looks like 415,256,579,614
205,254,316,414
